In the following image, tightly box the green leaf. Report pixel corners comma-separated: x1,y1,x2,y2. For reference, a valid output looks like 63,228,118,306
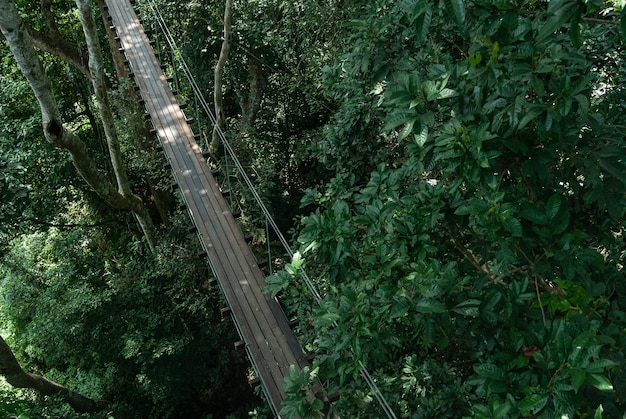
484,98,506,113
414,125,428,147
291,251,304,270
399,117,417,140
390,299,410,319
473,363,505,381
520,205,547,225
587,373,614,391
482,290,502,311
279,405,299,418
452,299,481,317
518,106,543,130
493,400,512,418
536,0,578,43
318,311,342,326
383,109,418,132
599,155,626,185
569,14,582,47
414,298,446,313
447,0,466,25
473,404,491,416
416,7,433,43
546,194,562,222
264,272,290,297
437,88,459,100
504,217,523,237
572,369,586,393
518,394,548,416
311,398,324,411
594,404,604,419
586,359,618,374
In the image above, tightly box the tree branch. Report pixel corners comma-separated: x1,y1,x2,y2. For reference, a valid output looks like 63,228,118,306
0,0,155,251
449,236,496,282
0,0,91,78
210,0,233,154
0,335,107,413
582,17,621,25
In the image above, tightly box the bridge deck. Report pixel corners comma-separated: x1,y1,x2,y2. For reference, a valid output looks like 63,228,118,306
104,0,309,414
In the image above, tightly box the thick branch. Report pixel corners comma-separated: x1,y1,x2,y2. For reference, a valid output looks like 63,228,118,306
0,0,90,77
40,0,58,34
0,0,155,251
76,0,156,250
211,0,232,154
26,24,91,78
0,335,107,413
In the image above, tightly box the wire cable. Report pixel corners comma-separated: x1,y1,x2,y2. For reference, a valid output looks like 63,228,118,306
141,1,397,417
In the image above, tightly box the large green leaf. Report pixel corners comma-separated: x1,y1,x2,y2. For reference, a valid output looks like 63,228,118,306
546,194,562,222
473,363,506,381
416,7,433,43
588,373,614,391
446,0,466,25
518,394,548,416
536,0,579,42
572,369,586,393
414,298,446,313
452,299,481,317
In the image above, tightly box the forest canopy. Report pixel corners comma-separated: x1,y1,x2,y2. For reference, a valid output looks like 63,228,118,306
1,0,626,418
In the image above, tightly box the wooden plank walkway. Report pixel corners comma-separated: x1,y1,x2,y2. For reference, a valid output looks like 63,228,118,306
103,1,311,415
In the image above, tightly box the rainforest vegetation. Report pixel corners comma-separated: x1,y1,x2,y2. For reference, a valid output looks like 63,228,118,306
1,0,625,417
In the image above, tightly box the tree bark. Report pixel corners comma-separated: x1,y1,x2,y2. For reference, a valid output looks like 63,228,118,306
0,0,155,251
211,0,232,154
0,335,107,413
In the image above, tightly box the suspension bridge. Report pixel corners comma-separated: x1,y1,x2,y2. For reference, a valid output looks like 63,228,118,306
103,0,397,417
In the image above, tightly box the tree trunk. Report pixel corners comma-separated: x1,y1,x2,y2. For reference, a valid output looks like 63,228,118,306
75,0,156,250
238,59,265,128
211,0,233,154
0,335,107,413
0,0,155,251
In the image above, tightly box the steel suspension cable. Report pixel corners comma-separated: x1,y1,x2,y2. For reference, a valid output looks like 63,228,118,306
142,1,397,417
146,0,323,299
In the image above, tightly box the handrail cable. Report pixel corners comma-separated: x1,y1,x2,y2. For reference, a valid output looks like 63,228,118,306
142,1,397,417
139,12,281,418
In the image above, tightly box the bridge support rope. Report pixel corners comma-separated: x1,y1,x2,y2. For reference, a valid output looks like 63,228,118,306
103,1,318,417
139,2,399,417
108,0,397,416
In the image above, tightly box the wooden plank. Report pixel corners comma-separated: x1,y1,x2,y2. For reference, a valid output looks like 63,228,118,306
104,0,317,414
122,0,302,400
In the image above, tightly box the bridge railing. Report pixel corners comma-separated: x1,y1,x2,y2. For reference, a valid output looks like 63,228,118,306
139,0,319,297
133,1,398,417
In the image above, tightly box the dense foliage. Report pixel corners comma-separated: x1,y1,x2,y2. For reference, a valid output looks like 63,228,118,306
2,0,625,417
1,1,264,417
1,217,262,417
265,0,626,417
